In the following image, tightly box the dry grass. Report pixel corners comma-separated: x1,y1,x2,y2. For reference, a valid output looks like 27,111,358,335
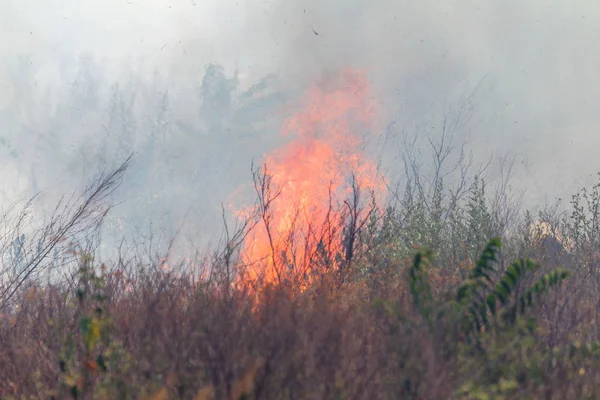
3,160,600,399
0,236,599,400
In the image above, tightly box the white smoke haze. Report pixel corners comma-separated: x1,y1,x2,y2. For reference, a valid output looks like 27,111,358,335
1,0,600,257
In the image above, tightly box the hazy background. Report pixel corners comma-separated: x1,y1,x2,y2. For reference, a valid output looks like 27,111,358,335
1,0,599,254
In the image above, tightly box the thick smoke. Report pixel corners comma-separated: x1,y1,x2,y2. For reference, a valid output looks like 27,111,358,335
1,0,600,255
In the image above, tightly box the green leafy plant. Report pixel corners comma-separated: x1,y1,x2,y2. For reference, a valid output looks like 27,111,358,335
56,254,132,399
376,237,571,399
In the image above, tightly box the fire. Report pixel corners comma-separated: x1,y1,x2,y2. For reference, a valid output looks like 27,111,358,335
233,69,386,290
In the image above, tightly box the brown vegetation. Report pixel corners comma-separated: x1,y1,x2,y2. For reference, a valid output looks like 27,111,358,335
3,154,600,399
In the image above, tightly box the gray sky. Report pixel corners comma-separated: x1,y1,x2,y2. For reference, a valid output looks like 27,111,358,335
2,0,600,248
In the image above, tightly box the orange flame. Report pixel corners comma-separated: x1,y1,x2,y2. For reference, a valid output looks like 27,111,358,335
233,69,386,290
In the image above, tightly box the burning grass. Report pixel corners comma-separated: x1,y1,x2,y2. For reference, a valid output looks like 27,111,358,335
4,70,600,399
3,227,600,400
231,69,385,293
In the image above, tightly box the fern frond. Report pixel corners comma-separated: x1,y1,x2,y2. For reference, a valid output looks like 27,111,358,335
494,259,538,306
501,268,570,324
470,237,501,280
457,238,501,305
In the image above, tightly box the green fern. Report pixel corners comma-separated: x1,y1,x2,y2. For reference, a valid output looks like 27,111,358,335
441,238,568,339
466,264,567,338
501,268,570,325
456,237,501,306
392,237,569,345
